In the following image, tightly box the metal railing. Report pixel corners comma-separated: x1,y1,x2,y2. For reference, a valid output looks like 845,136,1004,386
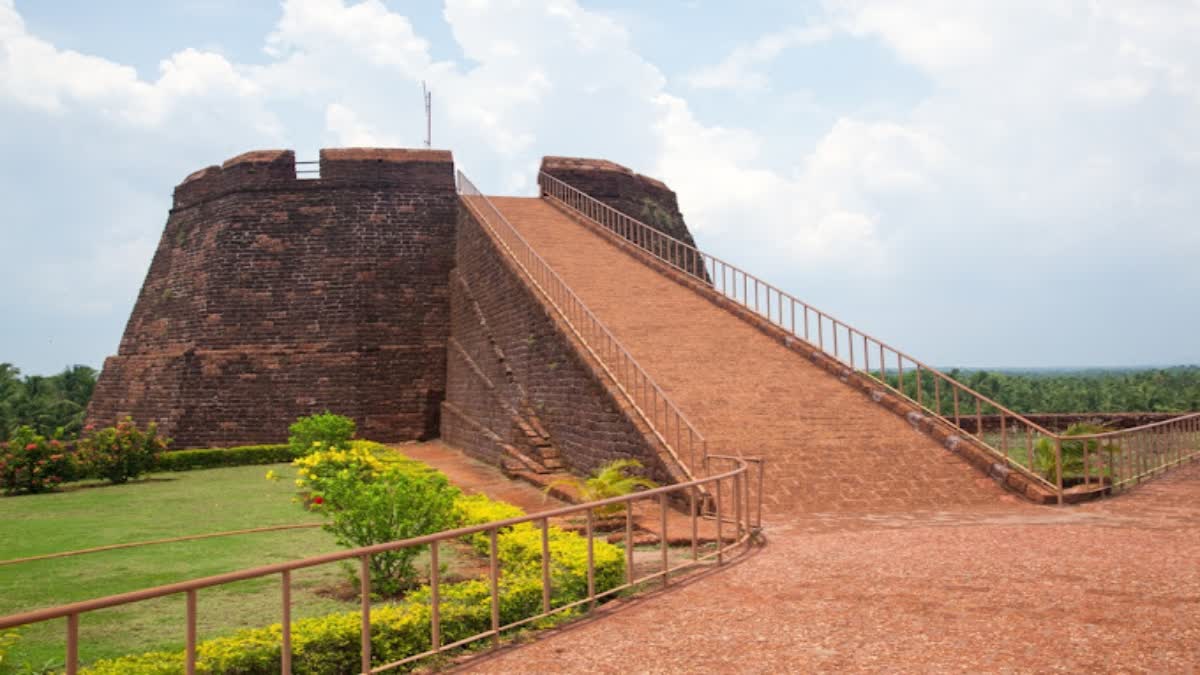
459,171,710,481
296,160,320,179
0,457,759,674
1062,413,1200,491
538,171,1200,501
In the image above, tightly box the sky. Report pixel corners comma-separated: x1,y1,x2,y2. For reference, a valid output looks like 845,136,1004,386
1,0,1198,375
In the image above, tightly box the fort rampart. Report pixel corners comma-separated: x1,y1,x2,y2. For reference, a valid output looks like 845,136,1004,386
88,149,457,447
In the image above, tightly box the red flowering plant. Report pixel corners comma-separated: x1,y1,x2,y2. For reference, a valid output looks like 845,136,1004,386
77,417,171,485
0,426,75,495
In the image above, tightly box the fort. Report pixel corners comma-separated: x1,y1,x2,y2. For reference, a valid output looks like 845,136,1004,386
87,146,1200,510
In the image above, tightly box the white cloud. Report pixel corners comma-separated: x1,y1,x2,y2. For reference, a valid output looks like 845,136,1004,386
685,24,832,91
653,97,947,274
325,102,400,146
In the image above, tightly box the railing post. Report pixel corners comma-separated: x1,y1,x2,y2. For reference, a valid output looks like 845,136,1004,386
1026,426,1034,472
624,506,634,587
186,589,197,675
541,518,552,614
360,555,371,673
734,469,743,550
430,541,441,652
586,510,596,610
690,486,699,561
66,614,79,675
281,570,292,675
1054,437,1064,505
660,493,669,587
999,413,1007,461
715,478,724,565
975,398,983,439
489,528,500,646
935,376,942,416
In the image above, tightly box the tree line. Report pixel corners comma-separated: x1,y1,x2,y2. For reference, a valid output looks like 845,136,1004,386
0,363,97,438
891,366,1200,416
2,361,1197,439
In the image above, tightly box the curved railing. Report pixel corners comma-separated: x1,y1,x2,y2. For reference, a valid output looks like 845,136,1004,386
0,456,759,674
538,171,1200,502
458,171,711,481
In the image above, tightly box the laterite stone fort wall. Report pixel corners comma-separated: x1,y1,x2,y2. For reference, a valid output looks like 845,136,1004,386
441,202,686,485
86,148,456,447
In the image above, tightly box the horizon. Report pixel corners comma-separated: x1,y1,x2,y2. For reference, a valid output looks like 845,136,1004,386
2,1,1198,373
10,361,1200,380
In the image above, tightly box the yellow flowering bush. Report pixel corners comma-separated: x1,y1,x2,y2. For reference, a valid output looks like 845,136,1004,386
292,440,436,502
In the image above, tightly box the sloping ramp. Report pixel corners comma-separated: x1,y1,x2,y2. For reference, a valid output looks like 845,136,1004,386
485,197,1011,516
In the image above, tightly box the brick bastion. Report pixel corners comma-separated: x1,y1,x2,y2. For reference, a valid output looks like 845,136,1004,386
87,148,458,448
86,148,691,485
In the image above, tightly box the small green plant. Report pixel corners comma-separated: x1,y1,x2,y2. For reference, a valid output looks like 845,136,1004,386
287,412,356,456
546,459,657,516
78,418,170,484
0,426,75,494
1032,423,1120,482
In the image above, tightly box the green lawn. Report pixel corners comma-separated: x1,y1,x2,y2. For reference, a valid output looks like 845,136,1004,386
0,464,457,670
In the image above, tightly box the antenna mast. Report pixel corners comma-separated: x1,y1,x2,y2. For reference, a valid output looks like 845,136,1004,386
422,81,432,148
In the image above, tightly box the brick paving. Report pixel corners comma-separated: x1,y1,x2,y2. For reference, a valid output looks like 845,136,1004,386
455,461,1200,673
487,197,1012,515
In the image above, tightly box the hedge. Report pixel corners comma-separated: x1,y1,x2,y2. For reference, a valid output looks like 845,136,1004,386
82,488,625,673
155,445,297,472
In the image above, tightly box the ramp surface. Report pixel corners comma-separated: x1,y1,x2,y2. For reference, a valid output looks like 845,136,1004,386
485,197,1012,516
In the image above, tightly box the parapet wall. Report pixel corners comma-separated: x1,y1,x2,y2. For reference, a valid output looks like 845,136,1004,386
441,201,684,485
87,148,457,447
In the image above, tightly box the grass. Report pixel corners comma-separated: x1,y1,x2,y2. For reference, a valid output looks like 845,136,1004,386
0,463,475,671
0,459,709,672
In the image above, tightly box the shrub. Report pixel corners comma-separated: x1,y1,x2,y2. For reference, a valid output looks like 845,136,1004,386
1032,423,1120,482
496,524,626,603
156,444,296,472
77,418,169,484
293,440,438,499
455,493,533,551
288,412,356,456
294,441,461,596
0,426,75,494
547,458,656,516
320,465,461,596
